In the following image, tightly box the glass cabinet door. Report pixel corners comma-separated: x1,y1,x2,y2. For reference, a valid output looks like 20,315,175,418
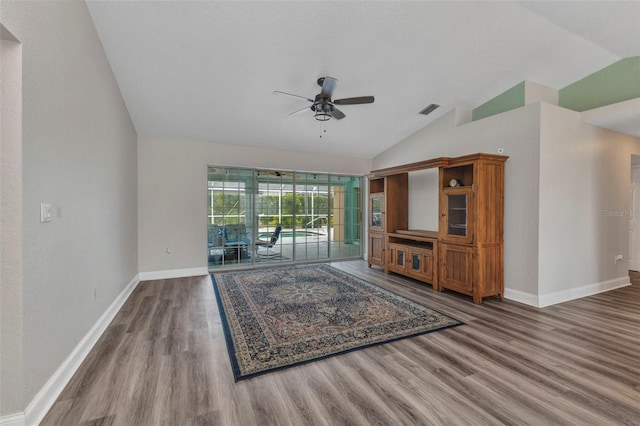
397,249,405,267
447,193,467,236
411,252,421,272
369,193,384,231
441,188,473,243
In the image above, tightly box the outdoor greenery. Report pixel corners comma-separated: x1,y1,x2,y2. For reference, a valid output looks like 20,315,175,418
257,193,329,227
208,191,330,228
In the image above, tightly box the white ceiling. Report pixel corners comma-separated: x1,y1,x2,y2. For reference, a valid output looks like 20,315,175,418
86,1,640,159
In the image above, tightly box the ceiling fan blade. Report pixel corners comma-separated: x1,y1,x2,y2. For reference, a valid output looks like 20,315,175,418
321,76,338,97
333,96,375,105
273,91,314,102
288,105,311,116
331,107,346,120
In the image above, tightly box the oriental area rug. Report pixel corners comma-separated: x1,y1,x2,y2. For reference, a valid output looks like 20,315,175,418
212,264,463,381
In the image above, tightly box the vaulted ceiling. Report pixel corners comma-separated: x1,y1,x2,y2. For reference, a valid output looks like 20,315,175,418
86,1,640,159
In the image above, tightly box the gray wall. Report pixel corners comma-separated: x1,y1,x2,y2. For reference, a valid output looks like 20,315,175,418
1,32,24,416
138,135,372,274
0,0,138,413
538,103,640,300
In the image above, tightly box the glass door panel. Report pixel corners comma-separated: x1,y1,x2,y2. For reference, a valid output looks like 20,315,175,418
293,172,329,261
330,176,361,259
207,167,253,267
412,253,421,271
441,187,473,244
256,170,293,264
369,193,384,231
447,193,468,237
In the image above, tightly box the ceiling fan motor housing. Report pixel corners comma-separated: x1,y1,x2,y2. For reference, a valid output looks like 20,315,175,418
311,93,334,113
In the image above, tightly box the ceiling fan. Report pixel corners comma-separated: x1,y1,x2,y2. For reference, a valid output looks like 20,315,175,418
274,77,374,121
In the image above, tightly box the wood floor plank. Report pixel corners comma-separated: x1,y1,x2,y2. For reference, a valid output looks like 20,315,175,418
40,262,640,425
274,368,331,426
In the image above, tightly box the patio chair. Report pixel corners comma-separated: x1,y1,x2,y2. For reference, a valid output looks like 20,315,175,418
222,224,251,260
255,224,283,258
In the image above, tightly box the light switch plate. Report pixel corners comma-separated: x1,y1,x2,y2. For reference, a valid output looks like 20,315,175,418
40,202,52,223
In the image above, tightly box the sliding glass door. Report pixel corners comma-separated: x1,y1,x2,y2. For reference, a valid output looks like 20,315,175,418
329,175,361,259
294,172,330,262
255,170,294,263
207,168,254,266
207,166,362,269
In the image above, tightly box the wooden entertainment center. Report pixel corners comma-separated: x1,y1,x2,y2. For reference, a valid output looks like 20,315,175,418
367,153,508,304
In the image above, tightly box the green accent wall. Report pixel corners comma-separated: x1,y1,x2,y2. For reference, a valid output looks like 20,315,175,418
472,81,525,121
559,56,640,112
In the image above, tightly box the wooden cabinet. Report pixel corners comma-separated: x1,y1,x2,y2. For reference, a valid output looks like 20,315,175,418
369,153,507,304
387,231,438,289
438,154,507,304
367,175,408,268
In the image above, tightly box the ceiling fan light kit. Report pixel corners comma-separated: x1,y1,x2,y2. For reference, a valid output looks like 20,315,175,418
274,76,374,122
311,101,333,121
314,110,331,121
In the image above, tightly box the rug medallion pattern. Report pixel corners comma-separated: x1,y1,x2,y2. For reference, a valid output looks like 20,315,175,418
212,264,462,380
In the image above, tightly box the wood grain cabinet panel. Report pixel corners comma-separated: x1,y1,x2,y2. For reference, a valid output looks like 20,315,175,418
387,243,407,274
406,247,434,284
368,232,385,267
439,243,474,292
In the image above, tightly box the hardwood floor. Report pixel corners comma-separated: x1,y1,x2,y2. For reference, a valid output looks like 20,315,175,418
42,261,640,425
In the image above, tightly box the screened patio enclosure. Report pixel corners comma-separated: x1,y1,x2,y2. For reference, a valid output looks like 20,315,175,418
207,167,362,269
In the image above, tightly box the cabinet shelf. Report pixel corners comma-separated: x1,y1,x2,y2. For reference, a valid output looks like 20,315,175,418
388,234,436,251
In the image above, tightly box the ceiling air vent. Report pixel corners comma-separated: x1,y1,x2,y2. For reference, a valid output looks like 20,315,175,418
419,103,440,116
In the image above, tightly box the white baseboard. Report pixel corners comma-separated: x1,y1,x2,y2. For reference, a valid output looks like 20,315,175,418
537,276,630,308
0,412,25,426
503,287,540,307
505,276,631,308
138,267,209,281
23,274,140,426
